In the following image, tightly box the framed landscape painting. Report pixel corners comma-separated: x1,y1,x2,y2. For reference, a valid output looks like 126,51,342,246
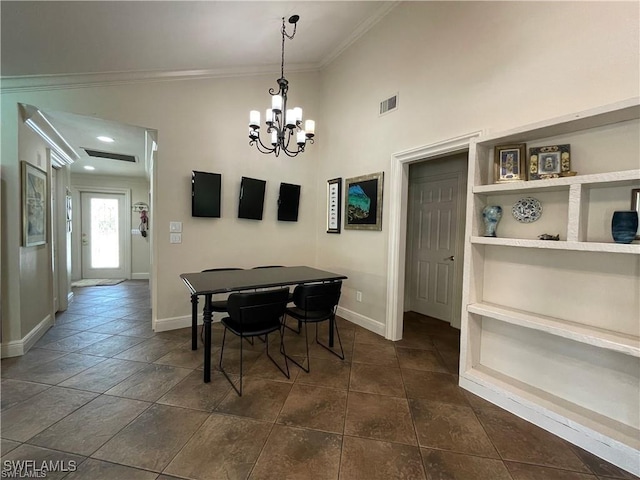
22,161,47,247
344,172,383,231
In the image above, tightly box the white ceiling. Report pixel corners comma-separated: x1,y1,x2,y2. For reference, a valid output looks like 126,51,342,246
2,1,397,177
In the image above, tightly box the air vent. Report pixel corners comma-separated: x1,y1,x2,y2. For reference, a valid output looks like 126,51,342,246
83,148,137,163
379,93,398,115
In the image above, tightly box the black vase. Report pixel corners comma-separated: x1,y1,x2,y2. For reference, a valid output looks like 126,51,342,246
611,211,638,244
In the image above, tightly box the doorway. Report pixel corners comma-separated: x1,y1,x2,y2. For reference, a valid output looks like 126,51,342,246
77,188,131,280
384,131,480,341
80,191,126,279
405,154,467,326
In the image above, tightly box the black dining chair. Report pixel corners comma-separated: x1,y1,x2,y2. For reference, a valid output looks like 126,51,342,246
193,268,244,345
281,280,343,373
219,288,290,396
252,265,294,303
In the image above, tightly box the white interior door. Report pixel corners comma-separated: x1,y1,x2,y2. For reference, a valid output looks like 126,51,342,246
81,192,126,279
408,175,459,322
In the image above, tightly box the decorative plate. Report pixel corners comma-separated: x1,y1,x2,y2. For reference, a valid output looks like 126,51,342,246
512,197,542,223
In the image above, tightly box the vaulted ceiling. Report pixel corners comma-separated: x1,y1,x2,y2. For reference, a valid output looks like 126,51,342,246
2,1,397,177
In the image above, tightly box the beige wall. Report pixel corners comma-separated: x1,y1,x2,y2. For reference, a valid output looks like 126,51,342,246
1,70,322,337
70,173,151,280
315,1,639,325
1,1,638,346
17,117,53,338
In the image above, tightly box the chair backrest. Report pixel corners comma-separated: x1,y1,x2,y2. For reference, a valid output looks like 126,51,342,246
202,267,244,272
227,288,290,330
293,281,342,312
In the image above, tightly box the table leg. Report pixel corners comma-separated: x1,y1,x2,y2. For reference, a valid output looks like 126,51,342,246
203,294,213,383
191,294,199,350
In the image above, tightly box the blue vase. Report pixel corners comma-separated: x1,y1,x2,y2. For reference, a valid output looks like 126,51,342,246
482,205,503,237
611,211,638,244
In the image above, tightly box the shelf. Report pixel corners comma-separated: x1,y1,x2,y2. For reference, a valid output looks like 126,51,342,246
473,169,640,195
461,365,640,451
467,302,640,357
470,236,640,254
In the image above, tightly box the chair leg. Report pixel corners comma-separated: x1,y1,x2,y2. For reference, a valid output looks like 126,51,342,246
219,327,243,396
283,315,301,334
282,319,310,373
315,315,345,360
266,331,290,379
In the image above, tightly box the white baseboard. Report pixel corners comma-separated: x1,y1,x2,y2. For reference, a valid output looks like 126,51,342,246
1,314,54,358
154,313,222,332
154,308,383,337
132,273,149,280
336,306,385,337
459,376,640,477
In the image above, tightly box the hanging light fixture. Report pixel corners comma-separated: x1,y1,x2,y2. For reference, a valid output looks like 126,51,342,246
249,15,315,157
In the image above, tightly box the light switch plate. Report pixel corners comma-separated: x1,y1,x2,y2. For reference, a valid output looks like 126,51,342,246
170,233,182,244
169,221,182,233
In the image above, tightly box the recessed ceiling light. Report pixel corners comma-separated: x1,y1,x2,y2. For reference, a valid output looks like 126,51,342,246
84,165,96,171
97,136,114,143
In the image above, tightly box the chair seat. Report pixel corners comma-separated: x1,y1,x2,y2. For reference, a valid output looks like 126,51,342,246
285,306,332,322
221,316,281,337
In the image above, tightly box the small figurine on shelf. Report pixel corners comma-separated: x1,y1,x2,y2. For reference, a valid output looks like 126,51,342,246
538,233,560,241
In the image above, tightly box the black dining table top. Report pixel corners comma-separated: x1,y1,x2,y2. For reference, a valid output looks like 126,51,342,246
180,266,347,295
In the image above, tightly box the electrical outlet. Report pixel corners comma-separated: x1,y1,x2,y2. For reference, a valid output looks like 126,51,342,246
170,233,182,244
169,221,182,233
356,291,362,302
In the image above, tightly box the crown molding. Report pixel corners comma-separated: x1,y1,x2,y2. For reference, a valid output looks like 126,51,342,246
0,62,320,93
319,1,400,69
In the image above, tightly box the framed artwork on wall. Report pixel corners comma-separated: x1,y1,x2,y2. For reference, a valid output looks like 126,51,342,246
344,172,384,231
22,161,47,247
327,178,342,233
494,144,526,182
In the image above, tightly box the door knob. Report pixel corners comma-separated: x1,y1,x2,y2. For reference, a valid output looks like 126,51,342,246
445,255,455,261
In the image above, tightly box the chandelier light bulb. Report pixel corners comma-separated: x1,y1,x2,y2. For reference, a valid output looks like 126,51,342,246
293,107,302,123
249,110,260,128
304,119,315,137
272,95,283,113
285,109,296,129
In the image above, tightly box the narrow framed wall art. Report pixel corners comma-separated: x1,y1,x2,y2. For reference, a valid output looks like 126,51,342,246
327,177,342,233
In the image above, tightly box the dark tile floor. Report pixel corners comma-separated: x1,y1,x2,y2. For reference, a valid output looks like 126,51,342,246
1,281,637,480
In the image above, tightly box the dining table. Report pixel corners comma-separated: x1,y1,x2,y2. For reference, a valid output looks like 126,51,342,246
180,266,348,382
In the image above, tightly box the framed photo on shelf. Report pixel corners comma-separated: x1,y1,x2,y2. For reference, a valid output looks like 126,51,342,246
632,188,640,240
344,172,384,231
494,144,526,182
22,161,47,247
528,144,571,180
327,177,342,233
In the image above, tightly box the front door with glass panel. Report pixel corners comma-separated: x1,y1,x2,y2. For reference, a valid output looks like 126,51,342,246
81,192,126,279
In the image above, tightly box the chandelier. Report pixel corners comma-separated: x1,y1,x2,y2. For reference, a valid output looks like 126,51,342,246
249,15,315,157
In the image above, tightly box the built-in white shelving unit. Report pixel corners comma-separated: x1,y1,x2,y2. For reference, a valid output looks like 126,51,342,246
460,98,640,475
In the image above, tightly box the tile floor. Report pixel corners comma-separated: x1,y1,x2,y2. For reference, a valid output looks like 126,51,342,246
1,280,637,480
